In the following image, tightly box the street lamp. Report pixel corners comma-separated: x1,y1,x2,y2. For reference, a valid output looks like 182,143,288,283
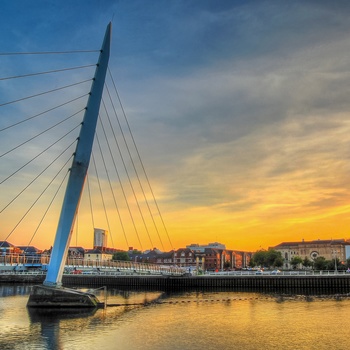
332,250,338,273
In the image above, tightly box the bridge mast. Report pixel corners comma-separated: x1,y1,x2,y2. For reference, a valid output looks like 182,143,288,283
43,23,111,287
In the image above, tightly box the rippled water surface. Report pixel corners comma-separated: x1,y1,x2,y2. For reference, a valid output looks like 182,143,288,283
1,285,350,350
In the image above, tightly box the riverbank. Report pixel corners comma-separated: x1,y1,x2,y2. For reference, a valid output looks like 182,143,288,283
1,273,350,294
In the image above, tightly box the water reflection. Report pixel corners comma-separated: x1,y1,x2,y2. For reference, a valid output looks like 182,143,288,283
27,308,98,350
0,284,164,350
2,285,350,349
28,289,163,348
0,284,34,297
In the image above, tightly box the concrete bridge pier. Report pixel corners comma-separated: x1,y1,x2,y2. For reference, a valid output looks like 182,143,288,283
27,285,104,308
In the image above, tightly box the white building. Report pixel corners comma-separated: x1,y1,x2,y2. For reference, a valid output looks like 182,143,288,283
94,228,108,248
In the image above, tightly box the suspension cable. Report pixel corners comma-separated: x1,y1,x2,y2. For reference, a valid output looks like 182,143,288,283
108,68,174,249
91,151,115,249
0,94,89,133
0,50,99,55
0,79,92,108
0,122,80,186
0,64,96,81
1,148,75,242
0,108,85,159
75,212,79,247
94,130,129,248
99,100,144,249
96,115,132,248
0,137,77,213
25,159,72,248
104,84,163,250
87,173,96,232
100,98,149,249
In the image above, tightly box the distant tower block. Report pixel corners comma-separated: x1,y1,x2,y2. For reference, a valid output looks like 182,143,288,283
94,228,108,248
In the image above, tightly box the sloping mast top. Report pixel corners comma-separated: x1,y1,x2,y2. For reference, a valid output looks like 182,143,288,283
44,23,112,287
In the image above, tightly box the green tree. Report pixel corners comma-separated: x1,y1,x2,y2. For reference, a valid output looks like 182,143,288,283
265,249,283,268
313,256,327,270
346,257,350,269
290,256,303,269
326,258,343,271
249,259,257,268
302,257,312,269
251,249,283,268
251,250,267,267
112,251,130,261
273,256,284,268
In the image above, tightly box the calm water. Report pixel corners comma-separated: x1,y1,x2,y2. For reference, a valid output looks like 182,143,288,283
1,285,350,350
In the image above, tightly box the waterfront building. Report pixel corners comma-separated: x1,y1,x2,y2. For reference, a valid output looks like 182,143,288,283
272,239,350,269
155,251,174,265
187,242,226,252
129,248,163,264
0,241,22,256
68,247,85,259
203,248,222,270
84,248,113,262
186,242,252,270
17,246,42,256
232,250,252,269
173,248,196,267
17,246,42,264
0,239,251,270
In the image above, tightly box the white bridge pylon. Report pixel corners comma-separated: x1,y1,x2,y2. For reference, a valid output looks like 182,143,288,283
43,23,111,287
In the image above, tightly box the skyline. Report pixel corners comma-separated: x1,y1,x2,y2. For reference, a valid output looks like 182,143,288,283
2,1,350,252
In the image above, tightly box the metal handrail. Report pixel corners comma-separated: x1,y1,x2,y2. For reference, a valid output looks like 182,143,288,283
204,270,350,276
0,255,184,275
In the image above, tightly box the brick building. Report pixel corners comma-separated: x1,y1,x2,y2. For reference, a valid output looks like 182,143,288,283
272,239,350,269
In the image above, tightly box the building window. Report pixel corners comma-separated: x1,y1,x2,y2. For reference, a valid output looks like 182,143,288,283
310,251,319,259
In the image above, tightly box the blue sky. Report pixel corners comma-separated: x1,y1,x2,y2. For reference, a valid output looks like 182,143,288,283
2,1,350,251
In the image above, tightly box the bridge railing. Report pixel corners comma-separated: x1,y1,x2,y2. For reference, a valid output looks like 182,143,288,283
0,255,50,265
0,254,184,276
64,258,183,276
1,269,349,277
204,270,350,276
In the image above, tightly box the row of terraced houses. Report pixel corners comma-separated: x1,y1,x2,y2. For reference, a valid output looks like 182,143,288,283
68,242,252,271
0,240,252,271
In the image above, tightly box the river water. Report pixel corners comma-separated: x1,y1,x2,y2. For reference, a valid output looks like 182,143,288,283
1,284,349,350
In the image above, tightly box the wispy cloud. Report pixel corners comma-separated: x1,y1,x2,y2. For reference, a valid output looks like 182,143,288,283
2,1,350,250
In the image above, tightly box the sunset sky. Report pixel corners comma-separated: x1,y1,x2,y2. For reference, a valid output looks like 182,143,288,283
1,1,350,253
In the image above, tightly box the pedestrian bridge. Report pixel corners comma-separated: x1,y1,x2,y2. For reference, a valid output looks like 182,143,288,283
0,255,184,276
0,23,177,290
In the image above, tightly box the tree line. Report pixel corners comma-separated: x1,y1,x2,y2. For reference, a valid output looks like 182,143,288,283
250,249,350,270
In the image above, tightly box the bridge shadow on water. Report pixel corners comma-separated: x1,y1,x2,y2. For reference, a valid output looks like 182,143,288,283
26,307,101,350
24,288,162,350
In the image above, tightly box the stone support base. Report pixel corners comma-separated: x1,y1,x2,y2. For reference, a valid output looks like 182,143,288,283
27,285,104,308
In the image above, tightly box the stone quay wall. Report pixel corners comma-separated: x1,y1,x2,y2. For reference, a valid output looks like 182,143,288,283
1,274,349,294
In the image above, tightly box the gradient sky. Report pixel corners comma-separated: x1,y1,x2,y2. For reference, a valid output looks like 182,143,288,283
1,0,350,252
